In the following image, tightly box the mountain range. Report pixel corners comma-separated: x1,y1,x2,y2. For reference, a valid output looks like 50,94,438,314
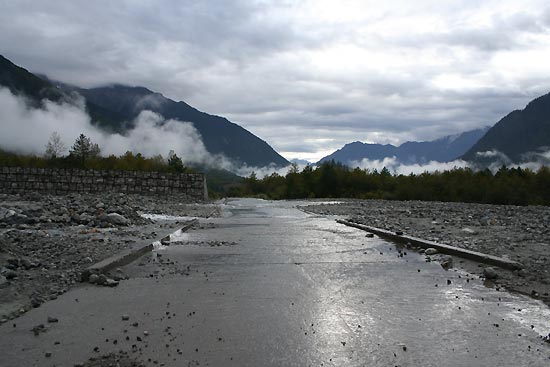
0,54,289,168
2,54,550,171
320,92,550,168
319,127,490,166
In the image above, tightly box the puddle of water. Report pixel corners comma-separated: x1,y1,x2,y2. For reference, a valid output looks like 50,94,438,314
505,298,550,337
299,200,344,206
141,213,197,221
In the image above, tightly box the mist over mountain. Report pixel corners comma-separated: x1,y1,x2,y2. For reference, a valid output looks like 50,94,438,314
462,92,550,166
78,85,289,168
3,53,550,175
319,127,489,167
0,55,289,169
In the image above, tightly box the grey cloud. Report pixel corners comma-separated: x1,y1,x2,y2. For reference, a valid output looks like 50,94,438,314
1,1,550,162
385,8,550,52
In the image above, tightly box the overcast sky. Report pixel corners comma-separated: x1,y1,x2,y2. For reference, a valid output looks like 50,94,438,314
2,0,550,162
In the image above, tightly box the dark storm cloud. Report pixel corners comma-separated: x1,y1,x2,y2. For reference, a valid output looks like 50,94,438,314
1,0,550,161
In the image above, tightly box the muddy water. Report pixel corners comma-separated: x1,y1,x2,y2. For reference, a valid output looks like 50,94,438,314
0,198,549,366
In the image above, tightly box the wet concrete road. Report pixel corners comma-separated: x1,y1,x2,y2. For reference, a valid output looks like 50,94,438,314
1,198,550,366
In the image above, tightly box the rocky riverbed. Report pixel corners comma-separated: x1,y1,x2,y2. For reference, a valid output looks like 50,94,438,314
303,200,550,306
0,192,220,322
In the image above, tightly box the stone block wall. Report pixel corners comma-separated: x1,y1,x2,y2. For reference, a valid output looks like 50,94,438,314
0,167,206,200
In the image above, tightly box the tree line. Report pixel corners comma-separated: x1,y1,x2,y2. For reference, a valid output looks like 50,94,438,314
228,161,550,206
4,133,550,205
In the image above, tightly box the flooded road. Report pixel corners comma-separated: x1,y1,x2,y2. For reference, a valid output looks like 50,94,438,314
1,198,549,366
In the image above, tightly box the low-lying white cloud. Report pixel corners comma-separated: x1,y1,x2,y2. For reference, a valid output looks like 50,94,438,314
2,87,548,179
350,151,550,175
350,156,470,175
234,162,310,178
0,88,90,155
482,149,550,172
0,87,231,168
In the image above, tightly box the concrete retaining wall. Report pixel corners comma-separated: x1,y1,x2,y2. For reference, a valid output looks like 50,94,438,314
0,167,206,200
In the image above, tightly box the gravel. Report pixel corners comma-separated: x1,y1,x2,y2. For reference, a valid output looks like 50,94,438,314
0,191,220,322
303,199,550,306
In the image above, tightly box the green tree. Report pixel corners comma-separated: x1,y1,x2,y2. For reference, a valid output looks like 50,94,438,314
69,133,100,164
167,150,185,173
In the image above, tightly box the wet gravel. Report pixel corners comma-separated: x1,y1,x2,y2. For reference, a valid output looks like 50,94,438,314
303,199,550,306
0,192,220,322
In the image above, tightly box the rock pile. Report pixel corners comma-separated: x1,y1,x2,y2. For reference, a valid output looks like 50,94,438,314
0,191,218,322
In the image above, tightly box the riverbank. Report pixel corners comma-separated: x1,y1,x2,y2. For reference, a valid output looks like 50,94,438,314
0,192,220,322
303,199,550,306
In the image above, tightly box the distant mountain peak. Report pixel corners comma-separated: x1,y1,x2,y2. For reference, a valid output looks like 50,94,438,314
319,126,489,166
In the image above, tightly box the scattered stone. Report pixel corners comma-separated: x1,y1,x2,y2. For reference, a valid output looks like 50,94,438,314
4,270,17,280
105,278,119,287
101,213,130,226
31,324,47,335
122,315,130,321
483,267,498,280
96,274,108,286
461,227,478,235
440,256,453,270
425,248,438,256
47,316,58,323
88,274,100,284
31,297,43,308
